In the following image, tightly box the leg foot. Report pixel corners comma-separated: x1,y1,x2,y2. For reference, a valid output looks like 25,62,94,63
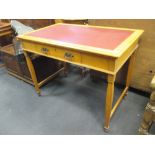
38,92,41,96
125,92,128,96
104,127,110,133
138,127,149,135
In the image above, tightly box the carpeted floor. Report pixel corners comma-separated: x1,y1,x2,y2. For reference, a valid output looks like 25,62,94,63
0,67,150,134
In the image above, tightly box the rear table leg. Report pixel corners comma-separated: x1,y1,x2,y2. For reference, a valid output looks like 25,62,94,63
63,62,69,77
103,49,137,132
125,52,136,95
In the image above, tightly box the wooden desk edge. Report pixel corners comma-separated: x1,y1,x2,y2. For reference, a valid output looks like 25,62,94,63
17,30,143,59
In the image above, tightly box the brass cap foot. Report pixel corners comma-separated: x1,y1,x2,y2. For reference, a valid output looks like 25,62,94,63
104,127,110,133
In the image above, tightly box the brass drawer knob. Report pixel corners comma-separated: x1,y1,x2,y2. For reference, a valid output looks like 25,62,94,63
64,52,74,60
41,47,49,54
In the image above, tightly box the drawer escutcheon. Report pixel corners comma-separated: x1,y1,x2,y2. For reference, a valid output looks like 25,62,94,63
41,47,49,54
64,52,74,61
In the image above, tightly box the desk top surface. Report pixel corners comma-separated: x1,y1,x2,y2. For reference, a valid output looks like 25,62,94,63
18,23,143,57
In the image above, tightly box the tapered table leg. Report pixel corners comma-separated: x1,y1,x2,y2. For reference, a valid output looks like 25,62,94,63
104,74,115,132
24,51,41,96
126,52,136,90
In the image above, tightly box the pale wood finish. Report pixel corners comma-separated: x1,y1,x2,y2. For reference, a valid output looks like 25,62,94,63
105,50,136,130
23,51,41,95
126,50,136,87
18,24,143,130
104,74,115,131
19,23,143,58
38,67,64,87
110,87,128,118
54,19,88,76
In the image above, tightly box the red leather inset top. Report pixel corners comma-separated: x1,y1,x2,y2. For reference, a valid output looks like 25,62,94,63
28,24,133,50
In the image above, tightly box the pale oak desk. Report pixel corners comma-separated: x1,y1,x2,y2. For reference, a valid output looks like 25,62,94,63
18,23,143,131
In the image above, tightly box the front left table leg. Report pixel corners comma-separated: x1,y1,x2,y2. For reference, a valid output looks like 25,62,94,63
24,51,41,96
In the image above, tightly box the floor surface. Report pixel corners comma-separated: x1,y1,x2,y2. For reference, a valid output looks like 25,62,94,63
0,67,149,135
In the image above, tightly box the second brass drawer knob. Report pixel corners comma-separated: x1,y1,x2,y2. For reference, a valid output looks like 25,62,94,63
64,52,74,60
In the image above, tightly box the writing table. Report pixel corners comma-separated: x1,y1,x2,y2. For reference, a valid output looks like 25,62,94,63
18,23,143,131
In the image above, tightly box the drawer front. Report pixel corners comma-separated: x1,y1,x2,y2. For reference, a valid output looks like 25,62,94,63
22,41,81,64
22,41,36,52
53,48,81,63
22,41,54,56
22,41,115,73
81,53,114,72
35,44,55,56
